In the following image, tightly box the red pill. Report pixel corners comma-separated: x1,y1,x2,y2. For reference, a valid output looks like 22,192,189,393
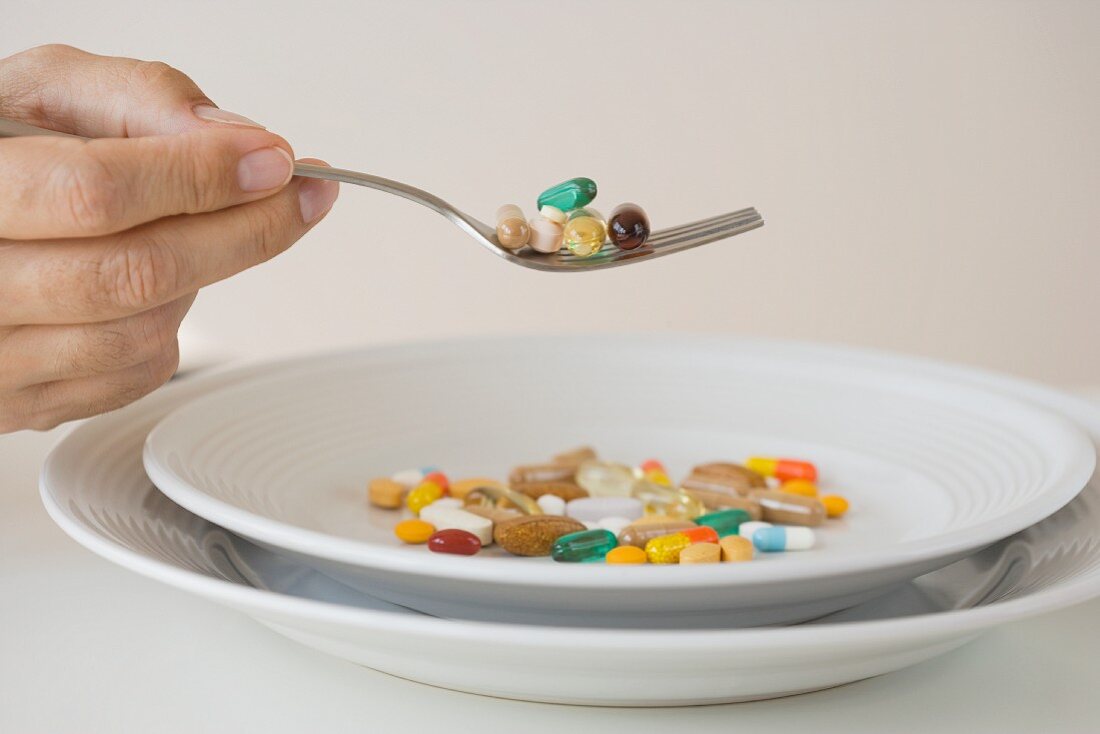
680,526,720,544
427,528,481,556
640,459,667,474
423,471,450,491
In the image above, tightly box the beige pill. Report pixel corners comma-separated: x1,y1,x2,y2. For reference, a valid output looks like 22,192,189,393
551,446,598,467
512,481,589,502
617,519,697,548
749,489,826,527
450,477,506,500
367,478,405,509
684,463,767,496
719,535,754,562
679,542,721,564
495,204,530,249
494,515,586,556
509,463,577,485
682,488,763,520
528,217,563,253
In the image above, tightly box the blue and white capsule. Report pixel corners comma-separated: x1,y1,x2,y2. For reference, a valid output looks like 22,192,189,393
753,526,816,552
737,521,772,542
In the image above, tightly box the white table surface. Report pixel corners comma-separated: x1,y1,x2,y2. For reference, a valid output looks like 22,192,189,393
3,403,1100,733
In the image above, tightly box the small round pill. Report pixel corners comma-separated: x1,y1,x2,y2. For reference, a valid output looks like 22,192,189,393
391,468,425,487
368,478,405,509
753,526,816,552
428,528,482,555
639,459,666,474
679,541,721,564
528,216,564,253
821,494,850,518
432,497,463,509
394,519,435,544
605,545,648,564
779,479,818,497
538,204,567,225
719,535,754,562
536,493,567,516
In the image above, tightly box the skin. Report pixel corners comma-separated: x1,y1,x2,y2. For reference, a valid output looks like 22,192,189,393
0,45,340,433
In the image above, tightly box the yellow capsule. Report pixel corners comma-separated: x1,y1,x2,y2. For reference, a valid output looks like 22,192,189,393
822,494,850,518
406,480,444,515
606,545,648,564
563,210,608,257
645,533,691,564
780,479,818,497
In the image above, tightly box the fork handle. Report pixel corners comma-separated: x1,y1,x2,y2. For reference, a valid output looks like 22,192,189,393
0,116,472,226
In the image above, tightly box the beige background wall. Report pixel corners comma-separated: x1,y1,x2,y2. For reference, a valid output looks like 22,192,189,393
4,0,1098,383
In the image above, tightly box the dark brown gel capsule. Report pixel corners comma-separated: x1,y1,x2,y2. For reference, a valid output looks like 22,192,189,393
608,203,650,250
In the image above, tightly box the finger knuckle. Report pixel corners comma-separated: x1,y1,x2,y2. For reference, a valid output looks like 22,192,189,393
244,202,298,263
65,324,138,376
127,60,189,96
99,237,182,312
50,150,124,234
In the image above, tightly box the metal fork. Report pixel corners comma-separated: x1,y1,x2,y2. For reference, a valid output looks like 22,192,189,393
0,117,763,272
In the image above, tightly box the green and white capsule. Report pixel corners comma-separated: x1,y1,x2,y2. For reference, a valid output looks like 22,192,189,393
753,526,816,552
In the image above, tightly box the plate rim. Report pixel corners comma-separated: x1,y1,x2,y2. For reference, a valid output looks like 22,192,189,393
140,333,1096,589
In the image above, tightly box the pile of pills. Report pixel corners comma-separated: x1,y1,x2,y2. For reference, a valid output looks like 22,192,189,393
494,177,650,257
368,448,850,564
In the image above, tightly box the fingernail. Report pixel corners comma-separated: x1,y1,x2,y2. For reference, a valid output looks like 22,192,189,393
193,104,265,128
237,147,294,192
298,177,339,223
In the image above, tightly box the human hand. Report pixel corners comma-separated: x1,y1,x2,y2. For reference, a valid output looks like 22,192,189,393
0,45,338,432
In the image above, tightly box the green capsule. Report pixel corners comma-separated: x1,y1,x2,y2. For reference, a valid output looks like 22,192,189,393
537,177,598,212
693,508,752,538
551,529,617,563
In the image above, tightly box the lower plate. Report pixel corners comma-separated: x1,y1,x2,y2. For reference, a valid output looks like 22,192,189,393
41,353,1100,705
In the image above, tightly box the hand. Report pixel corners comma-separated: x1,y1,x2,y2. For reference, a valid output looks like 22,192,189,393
0,45,339,433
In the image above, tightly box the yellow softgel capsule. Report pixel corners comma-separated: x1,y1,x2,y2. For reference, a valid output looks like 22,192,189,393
645,469,673,486
395,519,436,544
563,210,608,257
606,545,648,564
645,533,691,564
406,480,444,515
780,479,818,497
822,494,850,518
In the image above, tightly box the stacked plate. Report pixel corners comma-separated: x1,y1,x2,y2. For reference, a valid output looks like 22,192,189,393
40,335,1100,705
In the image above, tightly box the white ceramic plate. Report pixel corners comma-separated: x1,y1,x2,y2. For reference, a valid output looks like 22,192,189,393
41,353,1100,705
142,336,1095,626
